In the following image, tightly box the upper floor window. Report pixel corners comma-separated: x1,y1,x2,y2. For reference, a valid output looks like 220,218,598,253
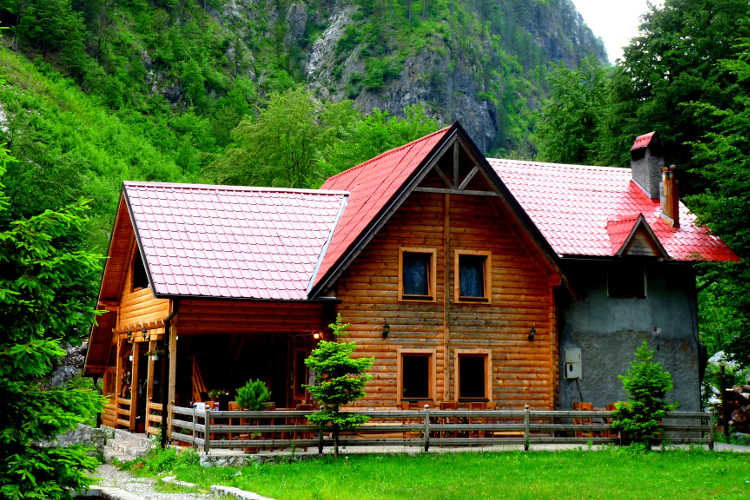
399,248,436,301
608,263,646,298
132,249,149,291
454,250,491,303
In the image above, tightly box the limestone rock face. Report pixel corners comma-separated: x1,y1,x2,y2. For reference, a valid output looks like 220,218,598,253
286,2,308,45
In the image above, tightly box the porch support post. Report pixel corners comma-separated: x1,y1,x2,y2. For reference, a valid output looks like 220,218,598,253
129,342,140,431
145,339,155,434
114,337,123,427
160,301,178,449
167,319,178,440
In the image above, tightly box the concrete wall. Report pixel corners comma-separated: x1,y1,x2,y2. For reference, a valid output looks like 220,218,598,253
557,260,700,411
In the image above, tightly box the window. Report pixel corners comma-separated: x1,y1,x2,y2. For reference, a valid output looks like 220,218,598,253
399,248,436,301
608,263,646,298
132,249,149,291
456,351,491,401
400,351,434,400
454,250,491,303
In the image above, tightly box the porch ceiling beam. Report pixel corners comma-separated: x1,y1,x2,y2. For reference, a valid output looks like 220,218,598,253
457,166,479,190
414,187,499,197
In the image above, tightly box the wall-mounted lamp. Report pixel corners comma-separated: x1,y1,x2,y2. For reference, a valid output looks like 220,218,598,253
128,353,133,362
312,331,321,340
382,321,390,339
126,331,132,343
143,327,149,342
528,327,536,342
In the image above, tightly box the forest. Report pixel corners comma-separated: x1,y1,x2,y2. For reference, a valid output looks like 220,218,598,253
0,0,748,497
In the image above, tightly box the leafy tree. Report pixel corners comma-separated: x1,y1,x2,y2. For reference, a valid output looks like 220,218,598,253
686,38,750,365
535,56,608,164
317,104,440,178
304,315,373,457
210,86,331,188
0,145,104,498
612,341,677,449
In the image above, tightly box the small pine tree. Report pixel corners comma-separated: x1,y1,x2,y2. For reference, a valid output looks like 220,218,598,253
235,379,271,411
612,341,677,449
304,315,373,457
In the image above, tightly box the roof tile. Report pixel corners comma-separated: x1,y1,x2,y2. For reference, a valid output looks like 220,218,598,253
125,182,347,300
488,159,738,262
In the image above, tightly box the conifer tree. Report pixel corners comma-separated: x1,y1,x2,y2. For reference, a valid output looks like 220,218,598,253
0,143,104,498
304,315,373,457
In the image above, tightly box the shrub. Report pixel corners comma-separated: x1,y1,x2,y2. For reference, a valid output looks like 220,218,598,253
612,341,677,449
235,379,271,411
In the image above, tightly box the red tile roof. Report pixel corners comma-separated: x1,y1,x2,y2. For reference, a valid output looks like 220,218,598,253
488,159,739,262
124,182,348,300
631,131,656,151
312,126,452,289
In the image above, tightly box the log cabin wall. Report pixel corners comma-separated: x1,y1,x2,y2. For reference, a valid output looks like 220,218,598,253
334,190,559,410
175,300,325,335
117,246,170,331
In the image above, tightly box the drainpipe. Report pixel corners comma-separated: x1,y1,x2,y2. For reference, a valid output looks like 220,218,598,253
160,300,179,448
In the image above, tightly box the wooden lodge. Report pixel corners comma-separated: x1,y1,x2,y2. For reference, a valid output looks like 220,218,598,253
83,123,737,437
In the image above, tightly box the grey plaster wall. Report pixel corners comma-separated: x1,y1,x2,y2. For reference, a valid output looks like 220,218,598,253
557,260,700,411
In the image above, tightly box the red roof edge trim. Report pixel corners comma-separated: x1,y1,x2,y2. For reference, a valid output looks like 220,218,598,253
323,126,453,183
121,185,160,297
307,195,350,294
123,180,349,196
612,214,669,258
631,131,656,151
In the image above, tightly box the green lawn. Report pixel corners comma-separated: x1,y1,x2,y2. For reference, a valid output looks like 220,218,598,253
123,447,750,499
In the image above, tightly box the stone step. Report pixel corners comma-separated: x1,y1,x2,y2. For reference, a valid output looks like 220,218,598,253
103,430,155,463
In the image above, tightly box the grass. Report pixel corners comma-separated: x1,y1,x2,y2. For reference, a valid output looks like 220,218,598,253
122,447,750,499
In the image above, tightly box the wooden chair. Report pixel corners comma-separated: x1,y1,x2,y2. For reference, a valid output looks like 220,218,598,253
439,401,458,438
401,401,423,439
573,401,594,438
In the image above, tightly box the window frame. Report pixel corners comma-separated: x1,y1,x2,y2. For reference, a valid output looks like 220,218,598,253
398,247,437,302
454,349,492,402
454,250,492,304
607,262,647,299
397,348,436,402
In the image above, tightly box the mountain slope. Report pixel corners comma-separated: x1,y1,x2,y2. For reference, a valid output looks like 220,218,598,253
2,0,605,157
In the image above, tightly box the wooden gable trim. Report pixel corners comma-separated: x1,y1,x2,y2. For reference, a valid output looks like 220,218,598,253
616,214,669,259
308,122,570,299
122,185,159,297
309,126,458,297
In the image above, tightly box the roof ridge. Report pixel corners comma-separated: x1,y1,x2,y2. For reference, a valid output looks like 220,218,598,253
488,158,631,173
324,125,452,182
123,180,349,196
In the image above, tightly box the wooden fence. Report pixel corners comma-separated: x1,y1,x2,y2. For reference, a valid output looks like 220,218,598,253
169,405,714,453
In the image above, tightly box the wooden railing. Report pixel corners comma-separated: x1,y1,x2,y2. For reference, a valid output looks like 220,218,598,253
115,398,131,429
169,405,714,454
146,401,163,437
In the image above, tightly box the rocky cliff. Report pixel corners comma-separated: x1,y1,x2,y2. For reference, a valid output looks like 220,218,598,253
216,0,606,153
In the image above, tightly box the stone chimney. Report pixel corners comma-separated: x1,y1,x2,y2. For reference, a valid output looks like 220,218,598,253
630,131,664,199
660,165,680,228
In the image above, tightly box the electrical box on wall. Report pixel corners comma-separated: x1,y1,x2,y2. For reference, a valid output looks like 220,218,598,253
565,347,582,380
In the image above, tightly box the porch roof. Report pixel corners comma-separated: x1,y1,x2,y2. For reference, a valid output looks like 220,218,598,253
124,182,348,300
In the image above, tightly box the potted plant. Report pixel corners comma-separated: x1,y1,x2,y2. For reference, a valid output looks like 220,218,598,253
235,379,271,411
235,379,272,453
